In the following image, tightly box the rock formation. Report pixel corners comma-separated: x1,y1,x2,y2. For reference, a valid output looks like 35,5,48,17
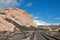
0,17,15,32
0,8,37,32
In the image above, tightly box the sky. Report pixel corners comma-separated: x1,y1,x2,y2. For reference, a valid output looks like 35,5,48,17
0,0,60,25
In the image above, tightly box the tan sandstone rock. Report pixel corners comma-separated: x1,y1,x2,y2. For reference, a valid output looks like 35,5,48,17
0,8,37,32
0,17,15,32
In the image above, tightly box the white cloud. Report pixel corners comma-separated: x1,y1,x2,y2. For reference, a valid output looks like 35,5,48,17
29,14,39,20
26,2,33,7
33,19,60,26
33,20,51,26
33,16,39,19
29,14,60,26
29,14,50,25
0,0,23,9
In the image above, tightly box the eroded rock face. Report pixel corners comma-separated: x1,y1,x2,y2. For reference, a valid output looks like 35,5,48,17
0,8,37,32
0,17,15,32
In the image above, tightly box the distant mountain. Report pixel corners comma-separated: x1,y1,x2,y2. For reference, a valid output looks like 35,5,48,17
38,25,60,31
0,8,37,32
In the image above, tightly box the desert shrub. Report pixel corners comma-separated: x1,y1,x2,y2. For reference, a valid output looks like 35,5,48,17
4,18,29,31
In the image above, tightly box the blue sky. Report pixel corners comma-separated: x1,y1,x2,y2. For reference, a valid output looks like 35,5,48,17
0,0,60,25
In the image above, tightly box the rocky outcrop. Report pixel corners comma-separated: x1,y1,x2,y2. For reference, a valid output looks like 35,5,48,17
0,17,15,32
52,28,60,32
0,8,37,32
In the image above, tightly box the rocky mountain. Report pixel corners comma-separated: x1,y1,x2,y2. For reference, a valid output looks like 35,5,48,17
0,8,37,32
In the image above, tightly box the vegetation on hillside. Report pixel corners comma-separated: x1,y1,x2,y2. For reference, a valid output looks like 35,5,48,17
4,18,37,31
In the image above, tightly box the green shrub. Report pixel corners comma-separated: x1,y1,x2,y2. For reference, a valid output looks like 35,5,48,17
4,18,29,31
4,18,38,31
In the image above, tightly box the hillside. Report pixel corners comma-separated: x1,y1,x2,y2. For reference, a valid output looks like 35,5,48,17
0,8,37,32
